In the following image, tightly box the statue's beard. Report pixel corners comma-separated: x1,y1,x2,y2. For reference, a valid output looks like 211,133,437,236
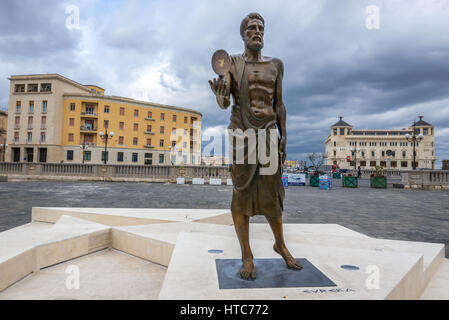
246,38,264,51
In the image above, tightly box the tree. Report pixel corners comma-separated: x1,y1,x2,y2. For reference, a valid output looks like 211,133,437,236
307,152,326,172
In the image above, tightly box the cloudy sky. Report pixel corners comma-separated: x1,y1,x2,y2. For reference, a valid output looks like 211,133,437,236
1,0,448,166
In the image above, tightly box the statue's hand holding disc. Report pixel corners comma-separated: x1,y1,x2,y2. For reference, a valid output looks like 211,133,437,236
209,49,230,97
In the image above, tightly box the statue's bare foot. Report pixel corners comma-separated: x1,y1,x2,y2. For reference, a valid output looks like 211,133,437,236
240,259,256,280
273,244,303,270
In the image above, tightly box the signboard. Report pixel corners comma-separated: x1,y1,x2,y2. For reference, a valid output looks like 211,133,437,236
319,175,333,190
288,173,306,186
282,175,289,188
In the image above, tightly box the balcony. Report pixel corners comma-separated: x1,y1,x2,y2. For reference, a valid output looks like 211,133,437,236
80,126,98,132
144,144,155,149
145,117,155,121
144,130,155,135
81,112,98,118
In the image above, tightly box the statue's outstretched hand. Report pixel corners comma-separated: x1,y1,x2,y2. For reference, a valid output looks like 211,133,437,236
208,77,230,109
208,77,227,97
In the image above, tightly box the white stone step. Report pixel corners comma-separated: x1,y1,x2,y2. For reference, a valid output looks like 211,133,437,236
420,259,449,299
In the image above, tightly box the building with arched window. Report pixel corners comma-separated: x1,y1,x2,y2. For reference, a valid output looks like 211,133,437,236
324,117,436,170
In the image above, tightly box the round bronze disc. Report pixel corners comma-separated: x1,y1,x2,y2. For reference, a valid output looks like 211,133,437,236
211,49,231,76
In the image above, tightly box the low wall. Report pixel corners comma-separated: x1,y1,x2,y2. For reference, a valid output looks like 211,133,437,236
402,170,449,190
0,162,230,183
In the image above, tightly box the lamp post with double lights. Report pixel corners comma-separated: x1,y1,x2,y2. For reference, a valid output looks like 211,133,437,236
99,129,114,164
405,119,424,170
79,141,88,164
350,147,361,172
0,143,7,162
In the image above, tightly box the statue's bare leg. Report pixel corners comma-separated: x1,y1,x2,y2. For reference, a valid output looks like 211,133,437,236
266,216,302,270
232,211,256,279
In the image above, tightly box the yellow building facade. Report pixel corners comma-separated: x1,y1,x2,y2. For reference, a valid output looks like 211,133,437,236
0,110,7,161
6,74,202,165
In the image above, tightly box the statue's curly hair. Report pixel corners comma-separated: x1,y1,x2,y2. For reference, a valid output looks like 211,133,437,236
240,13,265,39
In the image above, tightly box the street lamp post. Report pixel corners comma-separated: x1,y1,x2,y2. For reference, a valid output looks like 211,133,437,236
405,119,424,170
99,129,114,164
350,147,361,172
0,143,8,162
79,141,89,164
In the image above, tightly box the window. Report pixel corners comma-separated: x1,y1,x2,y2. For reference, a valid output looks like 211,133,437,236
42,101,47,113
184,116,188,124
16,101,21,113
15,84,25,93
41,116,47,129
41,83,52,92
401,161,408,168
84,151,91,161
402,151,406,158
361,151,365,157
101,151,109,162
134,109,139,117
172,140,177,148
119,122,124,130
14,132,19,143
68,133,74,142
118,136,124,145
104,105,110,113
40,132,46,143
27,84,38,92
132,153,138,163
360,161,366,167
120,107,125,116
133,123,138,131
333,128,337,135
160,139,164,147
133,137,138,145
333,150,336,156
173,115,177,122
391,161,397,168
147,111,152,118
67,150,74,161
70,103,76,111
340,128,345,135
160,113,165,120
147,124,152,132
146,138,152,146
159,154,164,164
382,151,385,157
69,118,74,126
117,152,124,162
27,132,32,143
370,161,376,167
333,141,336,147
29,101,34,113
184,129,188,136
423,128,428,135
380,161,386,167
28,116,33,130
104,120,109,129
15,116,20,129
183,141,187,148
160,126,164,134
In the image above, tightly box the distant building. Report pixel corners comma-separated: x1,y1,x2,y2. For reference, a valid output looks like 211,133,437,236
201,155,226,166
443,160,449,170
284,160,299,168
5,74,202,165
324,117,436,170
0,110,7,161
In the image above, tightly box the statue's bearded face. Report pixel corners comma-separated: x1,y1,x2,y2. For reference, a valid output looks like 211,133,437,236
244,19,264,50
